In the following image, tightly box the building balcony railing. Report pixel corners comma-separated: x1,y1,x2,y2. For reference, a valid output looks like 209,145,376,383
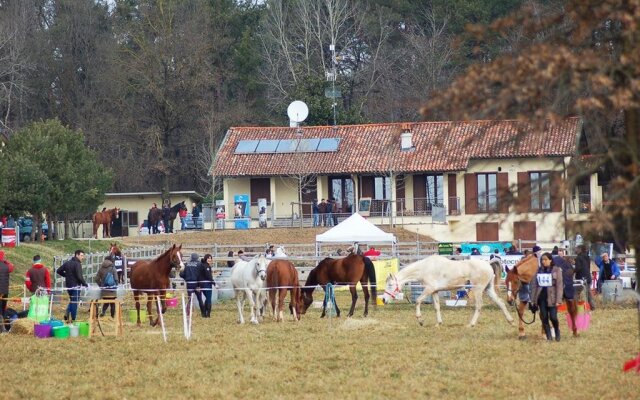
568,193,592,214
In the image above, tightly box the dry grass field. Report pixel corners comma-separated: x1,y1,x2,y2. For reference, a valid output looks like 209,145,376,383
2,291,638,400
1,227,638,399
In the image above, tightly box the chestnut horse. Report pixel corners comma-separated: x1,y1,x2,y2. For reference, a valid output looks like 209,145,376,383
266,259,301,322
130,244,184,326
300,253,377,318
92,207,120,239
505,255,579,339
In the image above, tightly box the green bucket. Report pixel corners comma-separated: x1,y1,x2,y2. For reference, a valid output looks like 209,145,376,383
52,325,70,339
128,309,147,324
76,322,90,337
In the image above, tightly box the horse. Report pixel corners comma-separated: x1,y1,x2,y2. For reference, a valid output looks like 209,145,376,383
231,255,269,324
130,244,184,326
506,255,579,339
300,253,377,318
266,259,301,322
92,207,120,239
382,255,514,327
167,201,187,233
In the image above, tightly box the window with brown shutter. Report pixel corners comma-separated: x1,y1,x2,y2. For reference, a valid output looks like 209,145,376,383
517,172,531,212
497,172,509,213
514,221,536,241
550,171,563,212
476,222,499,241
529,171,552,211
448,174,459,214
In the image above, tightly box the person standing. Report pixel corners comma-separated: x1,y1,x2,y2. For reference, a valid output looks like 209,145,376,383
331,197,339,226
0,250,15,329
148,202,159,234
596,252,620,292
95,255,118,317
574,245,595,310
162,200,171,234
326,198,334,227
312,199,320,227
57,250,88,323
25,255,51,294
180,253,204,316
318,199,327,226
198,254,215,318
179,205,188,230
530,252,564,341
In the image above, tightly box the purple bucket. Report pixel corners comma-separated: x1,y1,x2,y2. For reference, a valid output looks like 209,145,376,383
34,323,52,338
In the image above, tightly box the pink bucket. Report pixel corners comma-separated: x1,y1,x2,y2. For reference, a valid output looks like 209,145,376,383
566,312,591,332
166,297,178,308
34,323,52,338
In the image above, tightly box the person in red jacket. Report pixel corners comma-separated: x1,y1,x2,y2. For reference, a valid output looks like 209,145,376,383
0,250,15,323
25,254,51,294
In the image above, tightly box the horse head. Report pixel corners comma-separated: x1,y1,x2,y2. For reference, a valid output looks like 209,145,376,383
506,255,538,305
382,273,401,304
109,242,122,257
254,254,268,281
111,208,120,219
505,267,520,306
169,244,185,271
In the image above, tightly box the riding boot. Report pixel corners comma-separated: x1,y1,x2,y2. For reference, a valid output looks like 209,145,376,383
554,326,561,341
207,304,212,317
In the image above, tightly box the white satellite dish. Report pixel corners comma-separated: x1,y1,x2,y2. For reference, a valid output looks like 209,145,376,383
287,100,309,127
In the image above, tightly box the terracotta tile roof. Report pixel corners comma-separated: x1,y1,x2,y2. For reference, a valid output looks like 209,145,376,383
210,117,581,177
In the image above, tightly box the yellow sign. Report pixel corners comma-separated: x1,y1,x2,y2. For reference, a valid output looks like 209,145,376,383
336,258,399,296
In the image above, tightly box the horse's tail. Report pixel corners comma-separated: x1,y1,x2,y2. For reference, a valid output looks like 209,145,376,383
363,256,377,302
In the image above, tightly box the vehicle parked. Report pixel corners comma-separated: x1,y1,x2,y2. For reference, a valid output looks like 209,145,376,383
17,217,49,241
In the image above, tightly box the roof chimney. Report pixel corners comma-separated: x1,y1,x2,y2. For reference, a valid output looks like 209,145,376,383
400,123,413,151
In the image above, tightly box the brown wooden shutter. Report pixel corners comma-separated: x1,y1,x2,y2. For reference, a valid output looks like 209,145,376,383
476,222,499,241
413,174,426,198
360,176,374,198
550,171,563,212
250,178,270,204
513,221,536,241
497,172,509,213
517,172,531,213
396,175,405,212
447,174,458,213
464,173,477,214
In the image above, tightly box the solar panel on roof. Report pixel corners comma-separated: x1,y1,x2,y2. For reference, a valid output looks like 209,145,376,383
276,139,299,153
235,140,259,153
256,139,279,152
297,138,320,152
317,138,340,152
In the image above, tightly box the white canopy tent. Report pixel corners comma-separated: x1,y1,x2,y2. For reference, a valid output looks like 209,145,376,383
315,213,397,256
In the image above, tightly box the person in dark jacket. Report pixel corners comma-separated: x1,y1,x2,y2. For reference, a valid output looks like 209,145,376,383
531,252,564,341
0,250,15,332
198,254,215,318
574,245,595,310
56,250,88,323
162,200,172,234
180,253,204,316
95,255,118,317
25,255,51,294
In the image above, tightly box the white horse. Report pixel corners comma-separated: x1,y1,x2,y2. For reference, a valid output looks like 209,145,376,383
231,255,269,324
382,255,514,327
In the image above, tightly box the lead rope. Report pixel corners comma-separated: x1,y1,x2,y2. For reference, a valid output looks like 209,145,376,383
324,283,336,326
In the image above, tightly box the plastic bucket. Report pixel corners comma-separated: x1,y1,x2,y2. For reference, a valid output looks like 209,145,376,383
76,322,90,337
602,280,623,303
166,297,178,307
128,309,147,324
566,312,591,332
52,325,70,339
34,323,52,338
69,324,80,337
44,319,64,328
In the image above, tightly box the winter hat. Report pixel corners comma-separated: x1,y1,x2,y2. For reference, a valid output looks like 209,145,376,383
33,255,42,263
532,245,542,253
190,253,199,261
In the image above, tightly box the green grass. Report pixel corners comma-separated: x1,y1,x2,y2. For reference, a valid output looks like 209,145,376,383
1,292,638,399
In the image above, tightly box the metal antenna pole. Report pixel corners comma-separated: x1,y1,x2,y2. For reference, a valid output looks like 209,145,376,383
330,43,337,127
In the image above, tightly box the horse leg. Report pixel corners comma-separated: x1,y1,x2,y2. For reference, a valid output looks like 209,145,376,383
278,288,286,322
347,285,358,317
269,289,277,321
468,286,484,327
147,294,156,326
566,298,578,337
361,281,370,317
414,287,434,326
485,284,514,324
134,292,142,327
245,289,259,324
235,290,245,324
517,301,527,339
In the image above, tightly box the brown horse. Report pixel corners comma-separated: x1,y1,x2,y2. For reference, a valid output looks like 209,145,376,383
266,259,301,322
130,244,184,327
505,255,578,339
109,243,125,284
300,254,377,318
92,207,120,239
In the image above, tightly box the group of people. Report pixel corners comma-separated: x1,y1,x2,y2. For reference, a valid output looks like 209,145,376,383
312,198,339,227
147,201,201,234
180,253,216,318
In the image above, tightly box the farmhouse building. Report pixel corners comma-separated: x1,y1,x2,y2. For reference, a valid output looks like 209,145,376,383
210,117,600,244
